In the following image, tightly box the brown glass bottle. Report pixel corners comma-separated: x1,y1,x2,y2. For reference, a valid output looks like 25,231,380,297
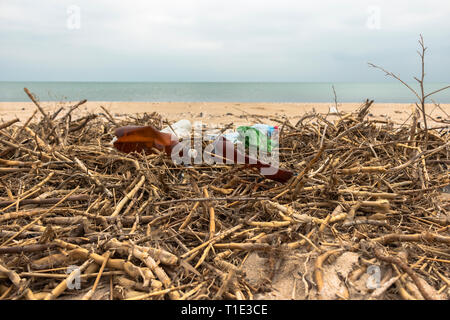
113,125,177,154
212,136,293,183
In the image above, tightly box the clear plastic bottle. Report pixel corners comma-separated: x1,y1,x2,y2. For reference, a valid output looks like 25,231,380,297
161,119,192,140
251,124,278,137
237,124,279,152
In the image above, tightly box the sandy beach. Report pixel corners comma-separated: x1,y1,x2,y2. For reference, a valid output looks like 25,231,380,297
1,99,448,301
3,0,450,303
0,101,449,126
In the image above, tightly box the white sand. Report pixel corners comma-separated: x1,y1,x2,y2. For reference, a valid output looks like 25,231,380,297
0,101,448,126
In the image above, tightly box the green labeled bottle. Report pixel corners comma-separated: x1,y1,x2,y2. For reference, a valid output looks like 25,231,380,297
237,124,278,152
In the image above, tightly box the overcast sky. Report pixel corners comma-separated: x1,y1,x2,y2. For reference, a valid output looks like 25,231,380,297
1,0,449,82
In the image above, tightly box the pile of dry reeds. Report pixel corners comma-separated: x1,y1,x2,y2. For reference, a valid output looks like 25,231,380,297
0,93,448,300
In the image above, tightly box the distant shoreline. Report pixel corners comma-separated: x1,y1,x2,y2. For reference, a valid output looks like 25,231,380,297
1,101,448,126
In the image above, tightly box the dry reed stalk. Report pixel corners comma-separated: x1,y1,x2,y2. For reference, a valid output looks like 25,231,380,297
314,249,344,297
81,251,111,300
0,262,35,300
43,258,93,300
203,187,216,240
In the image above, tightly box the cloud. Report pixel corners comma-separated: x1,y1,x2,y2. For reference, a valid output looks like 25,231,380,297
0,0,449,81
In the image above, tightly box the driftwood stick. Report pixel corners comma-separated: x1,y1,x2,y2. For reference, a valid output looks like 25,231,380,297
0,262,35,300
61,99,88,120
0,118,20,131
0,194,89,208
374,248,434,300
23,88,48,120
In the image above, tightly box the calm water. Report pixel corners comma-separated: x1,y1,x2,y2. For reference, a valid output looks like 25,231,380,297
1,82,450,103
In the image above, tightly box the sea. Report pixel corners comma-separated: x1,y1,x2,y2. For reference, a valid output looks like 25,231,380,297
1,82,450,103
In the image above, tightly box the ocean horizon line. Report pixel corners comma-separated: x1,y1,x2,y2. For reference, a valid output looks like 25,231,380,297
1,81,450,103
1,80,449,84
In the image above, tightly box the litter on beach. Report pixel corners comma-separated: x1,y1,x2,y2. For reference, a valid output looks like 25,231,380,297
0,89,448,300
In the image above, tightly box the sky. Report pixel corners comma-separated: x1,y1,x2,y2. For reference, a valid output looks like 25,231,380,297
1,0,450,82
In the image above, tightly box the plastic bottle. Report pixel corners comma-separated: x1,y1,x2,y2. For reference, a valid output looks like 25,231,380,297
251,124,278,137
161,119,192,140
254,124,279,151
223,132,241,144
204,131,242,145
237,124,278,152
